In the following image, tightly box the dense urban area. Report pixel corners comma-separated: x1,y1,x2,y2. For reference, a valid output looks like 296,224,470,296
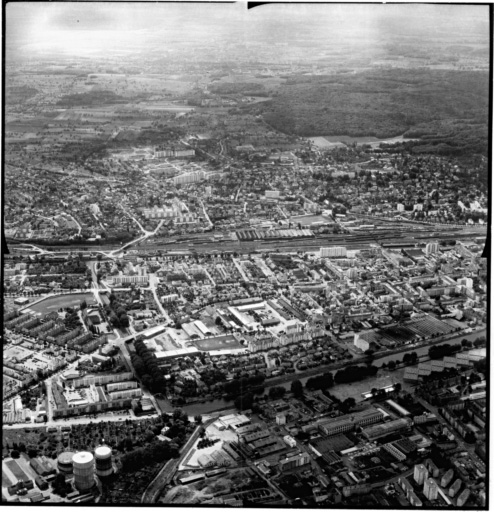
3,3,489,508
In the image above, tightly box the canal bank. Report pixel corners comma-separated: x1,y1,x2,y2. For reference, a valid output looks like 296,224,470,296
155,329,485,415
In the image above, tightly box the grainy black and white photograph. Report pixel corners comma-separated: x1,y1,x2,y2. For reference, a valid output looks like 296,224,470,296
2,1,490,508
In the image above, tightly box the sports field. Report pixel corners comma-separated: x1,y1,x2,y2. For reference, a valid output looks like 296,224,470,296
4,346,32,361
23,292,96,315
193,335,244,351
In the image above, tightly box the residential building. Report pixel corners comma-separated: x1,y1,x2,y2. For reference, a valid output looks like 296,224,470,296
414,464,429,485
423,478,438,501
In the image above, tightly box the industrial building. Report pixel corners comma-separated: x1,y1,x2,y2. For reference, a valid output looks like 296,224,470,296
95,446,113,478
72,452,95,492
361,418,412,441
320,246,347,258
217,413,251,431
385,399,411,417
316,407,385,437
58,452,75,474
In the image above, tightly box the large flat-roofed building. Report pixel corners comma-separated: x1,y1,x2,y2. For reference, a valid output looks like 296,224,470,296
385,399,411,417
218,413,251,430
320,246,347,258
317,408,385,436
318,417,355,437
173,170,206,186
265,190,280,199
362,418,412,441
143,206,176,219
109,274,149,286
154,146,195,158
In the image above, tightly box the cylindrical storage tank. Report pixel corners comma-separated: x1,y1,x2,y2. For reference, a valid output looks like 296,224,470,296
72,452,95,492
57,452,75,474
95,446,113,478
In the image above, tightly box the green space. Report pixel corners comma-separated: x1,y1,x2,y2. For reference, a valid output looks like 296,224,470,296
193,336,244,351
251,69,489,155
25,292,96,315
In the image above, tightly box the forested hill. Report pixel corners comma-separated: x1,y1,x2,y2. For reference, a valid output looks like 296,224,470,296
248,69,489,155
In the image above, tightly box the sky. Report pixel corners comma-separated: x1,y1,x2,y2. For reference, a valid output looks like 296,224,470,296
6,2,490,58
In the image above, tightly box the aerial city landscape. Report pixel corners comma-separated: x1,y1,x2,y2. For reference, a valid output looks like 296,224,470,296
2,2,489,508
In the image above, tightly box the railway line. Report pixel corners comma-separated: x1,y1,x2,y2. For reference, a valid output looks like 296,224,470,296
7,225,485,257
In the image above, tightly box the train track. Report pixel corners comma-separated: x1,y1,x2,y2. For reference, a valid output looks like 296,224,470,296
6,226,485,255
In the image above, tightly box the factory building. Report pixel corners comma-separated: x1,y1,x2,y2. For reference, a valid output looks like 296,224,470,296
320,246,347,258
94,446,113,478
72,452,95,492
57,452,75,474
361,418,412,441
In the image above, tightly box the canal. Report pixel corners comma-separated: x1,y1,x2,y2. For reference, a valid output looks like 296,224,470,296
156,329,485,415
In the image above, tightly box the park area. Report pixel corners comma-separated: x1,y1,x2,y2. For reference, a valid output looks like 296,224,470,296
329,365,413,403
22,292,96,316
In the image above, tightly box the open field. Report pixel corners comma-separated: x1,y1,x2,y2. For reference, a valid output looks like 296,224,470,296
308,136,346,148
23,292,96,315
4,345,32,361
290,214,333,226
193,336,244,351
5,460,30,482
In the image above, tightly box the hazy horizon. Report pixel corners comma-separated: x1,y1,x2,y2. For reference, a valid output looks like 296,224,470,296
7,2,489,60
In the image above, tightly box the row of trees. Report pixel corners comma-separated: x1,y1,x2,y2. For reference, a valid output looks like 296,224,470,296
428,343,461,360
132,339,166,393
105,293,130,329
334,364,378,384
120,439,179,473
233,384,289,411
305,372,334,391
402,352,419,365
224,373,266,398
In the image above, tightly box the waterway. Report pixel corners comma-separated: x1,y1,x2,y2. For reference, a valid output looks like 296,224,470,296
156,329,485,415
